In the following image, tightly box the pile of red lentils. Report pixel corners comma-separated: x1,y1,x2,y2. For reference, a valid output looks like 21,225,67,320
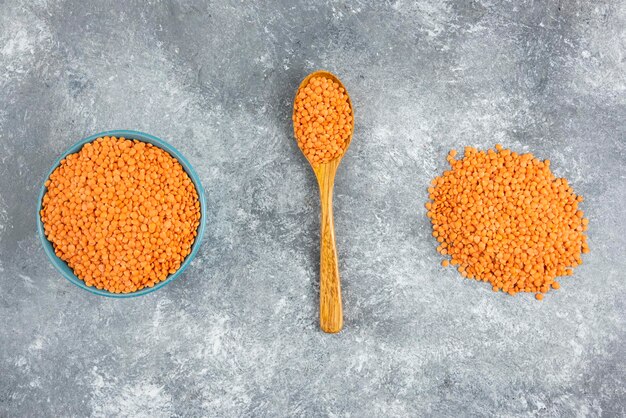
426,145,589,300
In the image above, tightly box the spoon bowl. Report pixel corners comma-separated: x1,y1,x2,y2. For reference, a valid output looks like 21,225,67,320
293,70,354,333
295,70,355,165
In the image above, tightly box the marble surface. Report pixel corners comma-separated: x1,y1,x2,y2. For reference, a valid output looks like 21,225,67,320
1,1,625,416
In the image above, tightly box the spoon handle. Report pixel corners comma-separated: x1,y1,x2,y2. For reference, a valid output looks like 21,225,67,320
315,162,343,333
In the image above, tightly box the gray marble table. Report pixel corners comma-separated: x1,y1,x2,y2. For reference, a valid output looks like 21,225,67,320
1,1,625,416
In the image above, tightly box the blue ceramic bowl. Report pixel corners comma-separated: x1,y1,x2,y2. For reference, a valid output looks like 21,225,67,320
37,130,206,297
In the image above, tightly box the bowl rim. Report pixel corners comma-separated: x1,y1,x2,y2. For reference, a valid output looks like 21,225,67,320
37,129,206,298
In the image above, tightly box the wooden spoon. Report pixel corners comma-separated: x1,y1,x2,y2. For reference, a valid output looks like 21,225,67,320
293,70,354,333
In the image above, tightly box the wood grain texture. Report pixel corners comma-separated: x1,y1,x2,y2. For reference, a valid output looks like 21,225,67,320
313,159,343,333
293,70,354,334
